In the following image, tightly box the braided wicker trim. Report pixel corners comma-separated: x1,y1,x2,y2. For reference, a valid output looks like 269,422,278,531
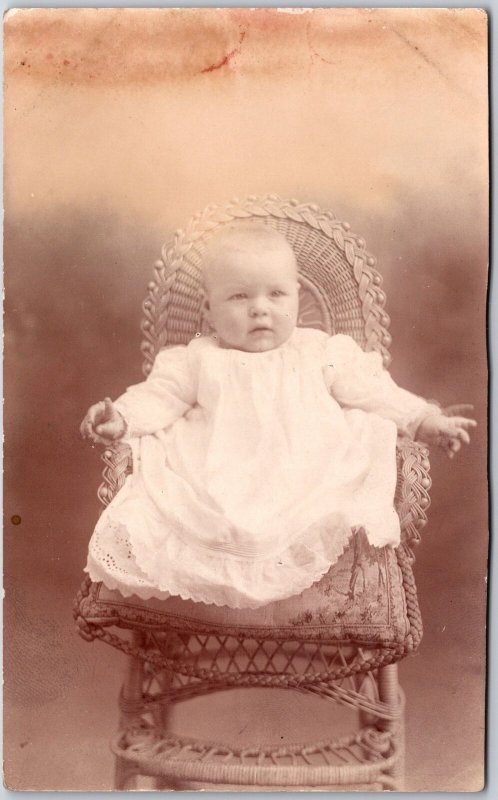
141,195,391,375
395,547,423,651
395,438,432,559
97,444,132,508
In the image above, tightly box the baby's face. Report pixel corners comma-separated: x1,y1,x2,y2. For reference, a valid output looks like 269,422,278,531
203,248,299,352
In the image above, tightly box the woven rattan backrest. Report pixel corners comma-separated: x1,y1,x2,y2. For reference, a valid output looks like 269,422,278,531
141,195,391,375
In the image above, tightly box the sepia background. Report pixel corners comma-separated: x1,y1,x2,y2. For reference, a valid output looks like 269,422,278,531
4,8,488,791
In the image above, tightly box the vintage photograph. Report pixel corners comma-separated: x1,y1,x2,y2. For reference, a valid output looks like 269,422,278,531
4,7,488,791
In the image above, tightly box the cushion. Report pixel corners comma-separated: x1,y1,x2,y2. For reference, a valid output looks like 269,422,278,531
77,530,421,650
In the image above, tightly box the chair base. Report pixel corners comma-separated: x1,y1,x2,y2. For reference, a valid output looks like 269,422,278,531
111,645,405,792
112,725,403,791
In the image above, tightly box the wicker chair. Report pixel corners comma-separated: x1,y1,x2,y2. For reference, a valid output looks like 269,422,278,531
73,195,432,791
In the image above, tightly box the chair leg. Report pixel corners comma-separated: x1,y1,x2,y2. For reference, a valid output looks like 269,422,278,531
113,631,182,790
152,637,177,736
114,757,139,791
356,671,380,728
377,663,405,790
114,631,146,790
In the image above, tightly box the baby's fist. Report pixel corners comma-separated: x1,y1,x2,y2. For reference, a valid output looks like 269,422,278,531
417,410,477,458
80,397,126,445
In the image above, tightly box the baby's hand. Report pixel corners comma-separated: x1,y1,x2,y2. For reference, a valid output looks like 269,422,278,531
80,397,126,445
416,408,477,458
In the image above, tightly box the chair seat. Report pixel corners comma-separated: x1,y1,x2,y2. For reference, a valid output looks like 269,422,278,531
76,532,421,652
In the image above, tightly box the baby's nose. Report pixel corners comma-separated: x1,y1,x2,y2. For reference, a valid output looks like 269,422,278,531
249,300,269,317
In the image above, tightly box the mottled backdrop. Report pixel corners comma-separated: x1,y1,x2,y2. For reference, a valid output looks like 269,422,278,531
4,8,488,791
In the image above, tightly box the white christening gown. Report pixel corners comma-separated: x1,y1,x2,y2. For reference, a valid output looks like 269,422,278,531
85,328,436,609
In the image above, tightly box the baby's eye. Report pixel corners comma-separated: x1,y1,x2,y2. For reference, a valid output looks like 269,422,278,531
229,293,247,301
271,289,286,297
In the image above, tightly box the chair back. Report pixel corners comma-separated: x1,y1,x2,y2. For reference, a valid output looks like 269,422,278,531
141,195,391,375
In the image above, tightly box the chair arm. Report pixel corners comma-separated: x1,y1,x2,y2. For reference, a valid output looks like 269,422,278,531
395,438,432,558
97,443,133,508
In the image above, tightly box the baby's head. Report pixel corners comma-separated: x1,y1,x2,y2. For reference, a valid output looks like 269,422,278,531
201,223,299,353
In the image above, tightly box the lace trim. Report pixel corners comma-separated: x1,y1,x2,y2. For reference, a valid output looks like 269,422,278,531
86,516,381,609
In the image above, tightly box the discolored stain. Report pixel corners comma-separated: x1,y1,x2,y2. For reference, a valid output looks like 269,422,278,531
4,8,252,86
201,29,245,74
3,7,486,88
11,515,21,525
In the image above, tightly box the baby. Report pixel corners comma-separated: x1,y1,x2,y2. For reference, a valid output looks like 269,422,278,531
81,225,476,609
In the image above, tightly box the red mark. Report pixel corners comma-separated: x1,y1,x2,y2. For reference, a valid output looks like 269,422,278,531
46,53,53,60
201,30,246,74
63,59,70,66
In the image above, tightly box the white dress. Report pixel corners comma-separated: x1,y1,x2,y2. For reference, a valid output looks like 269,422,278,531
86,328,435,609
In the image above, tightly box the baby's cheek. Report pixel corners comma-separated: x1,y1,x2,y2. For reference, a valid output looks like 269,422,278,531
278,306,297,325
226,308,246,330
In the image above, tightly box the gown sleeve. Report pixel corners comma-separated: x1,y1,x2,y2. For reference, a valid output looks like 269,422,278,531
113,344,198,438
323,334,441,438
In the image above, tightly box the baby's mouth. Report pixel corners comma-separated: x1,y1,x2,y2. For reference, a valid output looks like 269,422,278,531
250,326,272,333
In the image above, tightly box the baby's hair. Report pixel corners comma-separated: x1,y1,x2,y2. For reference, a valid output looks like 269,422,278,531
201,223,297,288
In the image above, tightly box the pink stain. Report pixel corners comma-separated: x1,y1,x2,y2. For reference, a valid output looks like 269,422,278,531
201,30,246,74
